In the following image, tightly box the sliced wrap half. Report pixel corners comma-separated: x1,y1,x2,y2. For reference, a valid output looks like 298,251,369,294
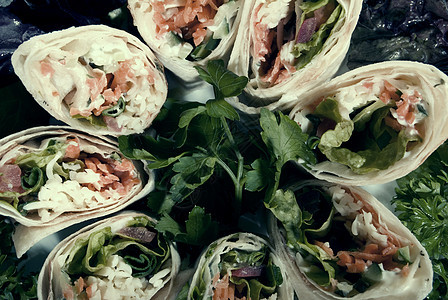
128,0,244,83
268,180,433,299
38,212,181,300
11,25,167,137
188,232,294,299
227,0,362,113
0,126,154,257
289,61,448,186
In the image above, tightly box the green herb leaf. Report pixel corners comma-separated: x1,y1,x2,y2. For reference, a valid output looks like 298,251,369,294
0,218,38,299
179,106,207,129
156,206,218,246
245,158,274,192
206,99,240,121
393,142,448,298
259,108,316,166
168,154,217,202
194,60,248,99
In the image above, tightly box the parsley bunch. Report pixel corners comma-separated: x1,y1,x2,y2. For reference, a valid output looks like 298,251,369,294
0,218,38,300
393,143,448,299
119,60,316,248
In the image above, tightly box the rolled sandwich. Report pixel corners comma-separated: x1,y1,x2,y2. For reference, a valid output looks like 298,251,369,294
188,232,294,299
268,180,433,299
227,0,362,113
128,0,243,83
11,25,167,136
38,212,181,300
0,126,154,257
289,61,448,186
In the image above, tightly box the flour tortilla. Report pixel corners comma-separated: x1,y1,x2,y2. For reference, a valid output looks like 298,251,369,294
38,212,181,300
268,180,433,299
188,232,295,299
128,0,244,83
227,0,362,114
288,61,448,186
0,126,154,257
12,25,167,137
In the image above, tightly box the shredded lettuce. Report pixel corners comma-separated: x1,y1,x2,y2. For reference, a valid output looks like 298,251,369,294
292,0,343,69
308,98,419,174
0,139,75,209
64,217,170,280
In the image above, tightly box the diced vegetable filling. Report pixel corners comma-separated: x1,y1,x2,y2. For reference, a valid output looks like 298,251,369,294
301,79,427,174
191,237,283,300
152,0,241,60
251,0,343,86
0,137,140,221
61,217,171,300
277,185,414,297
38,37,161,132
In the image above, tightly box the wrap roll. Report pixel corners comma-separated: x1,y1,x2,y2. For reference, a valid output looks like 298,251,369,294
268,180,433,299
288,61,448,186
128,0,243,83
0,126,154,257
38,212,181,300
188,232,294,299
11,25,167,137
227,0,362,113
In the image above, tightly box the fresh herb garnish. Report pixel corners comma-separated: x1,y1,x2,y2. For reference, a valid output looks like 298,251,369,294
118,60,315,247
156,206,218,246
393,142,448,299
0,218,38,299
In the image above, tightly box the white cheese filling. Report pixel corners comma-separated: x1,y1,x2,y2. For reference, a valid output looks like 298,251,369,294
84,255,171,300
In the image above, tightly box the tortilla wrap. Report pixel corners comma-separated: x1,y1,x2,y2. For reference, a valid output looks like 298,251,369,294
0,126,154,257
188,232,294,299
268,180,433,299
38,212,181,300
288,60,448,186
227,0,362,113
128,0,244,83
11,25,167,137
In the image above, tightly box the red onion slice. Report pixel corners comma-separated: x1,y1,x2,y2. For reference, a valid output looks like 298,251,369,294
118,226,156,244
231,265,264,278
296,17,317,43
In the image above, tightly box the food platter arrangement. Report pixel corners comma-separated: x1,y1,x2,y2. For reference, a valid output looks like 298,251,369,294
0,0,447,299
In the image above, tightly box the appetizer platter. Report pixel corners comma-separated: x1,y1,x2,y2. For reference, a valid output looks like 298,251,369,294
0,0,447,299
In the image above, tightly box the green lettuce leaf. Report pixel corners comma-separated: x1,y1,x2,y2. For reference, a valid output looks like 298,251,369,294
72,113,107,127
64,218,169,280
293,1,343,69
15,139,67,169
312,98,418,174
313,97,343,123
266,187,337,287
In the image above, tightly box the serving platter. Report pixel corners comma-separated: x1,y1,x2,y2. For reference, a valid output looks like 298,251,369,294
0,0,446,299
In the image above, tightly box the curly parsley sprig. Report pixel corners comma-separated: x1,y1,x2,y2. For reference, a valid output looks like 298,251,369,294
0,218,38,300
393,143,448,299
